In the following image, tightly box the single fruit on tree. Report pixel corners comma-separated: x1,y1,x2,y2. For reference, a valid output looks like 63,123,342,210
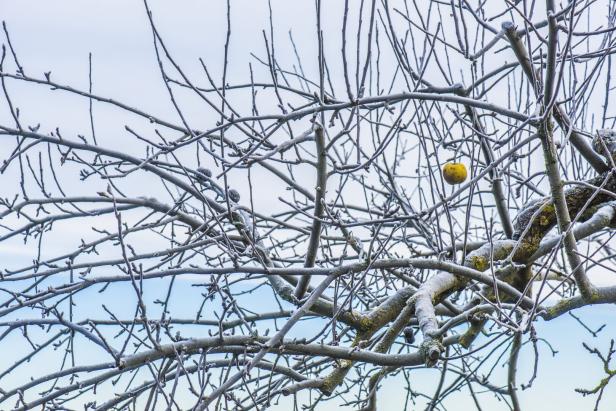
442,162,467,185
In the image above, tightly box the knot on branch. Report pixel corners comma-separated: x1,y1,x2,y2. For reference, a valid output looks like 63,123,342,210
501,21,516,32
420,338,444,367
594,129,616,164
